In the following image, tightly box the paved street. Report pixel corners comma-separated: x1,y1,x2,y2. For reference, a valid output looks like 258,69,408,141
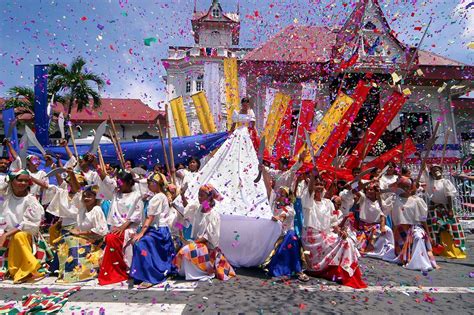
0,234,472,314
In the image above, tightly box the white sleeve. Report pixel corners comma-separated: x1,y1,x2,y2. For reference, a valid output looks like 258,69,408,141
444,179,457,197
89,206,109,236
64,156,77,169
339,189,354,202
127,195,143,223
199,213,220,248
231,110,239,123
98,175,116,200
147,194,168,217
415,197,428,223
9,156,22,171
248,109,256,122
264,166,280,179
20,197,44,234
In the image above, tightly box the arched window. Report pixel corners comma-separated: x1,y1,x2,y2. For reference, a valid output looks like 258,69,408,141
185,79,192,94
212,8,220,17
196,74,204,92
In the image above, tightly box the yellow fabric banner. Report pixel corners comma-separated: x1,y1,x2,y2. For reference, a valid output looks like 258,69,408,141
297,92,354,162
223,58,240,130
261,92,291,151
192,91,216,134
170,96,191,137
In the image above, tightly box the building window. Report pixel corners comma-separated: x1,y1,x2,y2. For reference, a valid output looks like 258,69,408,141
212,8,220,17
196,75,204,92
185,80,192,94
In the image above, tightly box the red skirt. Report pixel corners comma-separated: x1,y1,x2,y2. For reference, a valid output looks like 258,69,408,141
98,233,129,285
312,262,367,289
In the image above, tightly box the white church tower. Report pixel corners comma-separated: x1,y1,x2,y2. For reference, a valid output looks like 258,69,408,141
162,0,250,136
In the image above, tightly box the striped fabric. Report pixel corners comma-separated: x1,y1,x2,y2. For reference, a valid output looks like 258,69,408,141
0,286,80,314
427,204,466,250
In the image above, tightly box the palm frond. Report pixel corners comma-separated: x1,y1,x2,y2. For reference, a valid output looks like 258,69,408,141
71,57,86,74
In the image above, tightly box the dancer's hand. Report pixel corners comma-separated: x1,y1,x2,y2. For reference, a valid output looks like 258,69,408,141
0,234,7,248
132,233,143,244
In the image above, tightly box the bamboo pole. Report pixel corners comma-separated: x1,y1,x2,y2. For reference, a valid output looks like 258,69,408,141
68,124,79,160
440,128,451,165
398,119,408,171
156,119,171,179
97,145,106,171
108,117,126,169
108,129,125,170
165,103,176,185
415,121,440,185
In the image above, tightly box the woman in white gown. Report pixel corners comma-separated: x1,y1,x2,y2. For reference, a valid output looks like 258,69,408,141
180,98,279,268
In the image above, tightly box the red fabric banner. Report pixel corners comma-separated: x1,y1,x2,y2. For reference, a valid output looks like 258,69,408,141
272,100,293,158
364,138,417,169
318,80,371,166
344,91,408,169
293,99,316,155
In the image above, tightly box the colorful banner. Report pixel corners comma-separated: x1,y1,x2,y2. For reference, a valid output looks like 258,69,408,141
261,92,291,151
317,80,371,165
365,138,417,169
293,100,316,155
273,100,293,158
296,92,355,162
28,132,229,169
34,64,50,146
192,91,217,134
345,91,408,169
223,58,240,130
170,96,191,137
203,62,221,130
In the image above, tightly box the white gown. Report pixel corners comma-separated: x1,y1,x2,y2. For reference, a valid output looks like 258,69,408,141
182,111,281,267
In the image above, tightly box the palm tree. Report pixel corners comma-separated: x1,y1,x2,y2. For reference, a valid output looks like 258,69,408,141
48,56,104,116
4,86,35,110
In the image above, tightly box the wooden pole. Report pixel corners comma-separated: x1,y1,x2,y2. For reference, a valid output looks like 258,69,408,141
440,128,451,165
97,145,106,171
415,121,440,185
68,124,79,160
156,119,171,179
108,117,126,169
108,129,125,170
399,119,408,171
165,104,176,185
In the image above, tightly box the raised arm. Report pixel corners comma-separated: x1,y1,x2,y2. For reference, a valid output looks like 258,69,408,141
3,138,19,160
260,164,272,199
59,139,74,159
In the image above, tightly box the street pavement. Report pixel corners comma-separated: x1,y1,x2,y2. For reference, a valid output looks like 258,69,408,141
0,235,473,314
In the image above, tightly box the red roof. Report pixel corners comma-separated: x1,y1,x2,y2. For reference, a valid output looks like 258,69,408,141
243,25,336,63
244,24,468,69
0,97,164,124
69,98,163,124
418,50,464,66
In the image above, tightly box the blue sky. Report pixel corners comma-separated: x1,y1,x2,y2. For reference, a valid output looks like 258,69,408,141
1,0,472,109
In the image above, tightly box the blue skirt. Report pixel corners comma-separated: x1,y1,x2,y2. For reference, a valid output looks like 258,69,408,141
293,198,304,237
268,230,302,277
130,227,177,284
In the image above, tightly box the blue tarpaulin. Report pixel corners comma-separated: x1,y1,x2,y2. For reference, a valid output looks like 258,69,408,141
27,132,228,168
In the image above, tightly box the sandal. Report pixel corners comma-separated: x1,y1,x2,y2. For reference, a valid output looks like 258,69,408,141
297,272,310,282
137,282,155,289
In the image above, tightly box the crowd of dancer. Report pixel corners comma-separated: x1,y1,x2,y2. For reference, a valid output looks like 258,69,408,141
0,101,468,289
